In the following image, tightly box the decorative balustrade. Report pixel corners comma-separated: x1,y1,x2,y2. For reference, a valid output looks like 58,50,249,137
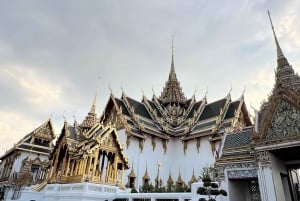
45,182,118,194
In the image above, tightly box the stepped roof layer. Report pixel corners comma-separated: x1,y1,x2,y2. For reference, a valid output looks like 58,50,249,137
214,126,256,180
101,50,252,141
50,100,130,169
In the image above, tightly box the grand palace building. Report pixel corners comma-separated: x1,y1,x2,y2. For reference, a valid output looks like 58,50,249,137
0,13,300,201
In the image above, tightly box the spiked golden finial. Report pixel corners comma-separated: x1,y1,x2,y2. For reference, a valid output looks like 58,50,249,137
109,84,113,95
171,35,174,68
63,111,67,122
160,36,186,103
267,10,289,68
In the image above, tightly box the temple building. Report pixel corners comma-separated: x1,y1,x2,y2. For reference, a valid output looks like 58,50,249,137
0,119,55,200
99,46,251,190
0,13,300,201
48,101,130,186
215,12,300,201
46,42,252,193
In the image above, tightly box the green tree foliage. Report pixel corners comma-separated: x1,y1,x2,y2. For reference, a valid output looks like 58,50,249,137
131,188,138,193
139,183,155,193
137,183,191,193
197,166,227,201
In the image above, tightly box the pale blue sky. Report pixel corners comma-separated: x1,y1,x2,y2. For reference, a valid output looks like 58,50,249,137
1,0,300,155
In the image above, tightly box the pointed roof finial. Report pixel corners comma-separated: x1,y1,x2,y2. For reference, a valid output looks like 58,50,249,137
90,78,100,114
159,37,186,103
90,93,97,114
227,85,232,98
109,84,113,95
73,111,77,122
128,162,136,178
204,86,208,97
241,87,246,98
169,35,176,81
80,79,99,129
171,35,174,68
63,111,67,123
152,86,155,96
141,88,145,97
121,84,124,93
268,10,289,68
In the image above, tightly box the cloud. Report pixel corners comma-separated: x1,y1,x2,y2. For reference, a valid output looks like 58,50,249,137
0,110,40,156
279,12,300,52
243,63,275,113
0,64,62,106
0,0,300,156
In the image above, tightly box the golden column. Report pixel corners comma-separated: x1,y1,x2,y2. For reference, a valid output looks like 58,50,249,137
113,154,118,183
65,156,71,177
91,150,99,181
69,160,74,176
85,156,92,176
50,146,61,182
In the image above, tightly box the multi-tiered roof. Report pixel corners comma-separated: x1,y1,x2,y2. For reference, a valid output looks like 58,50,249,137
101,47,252,145
215,11,300,180
0,119,55,160
257,11,300,141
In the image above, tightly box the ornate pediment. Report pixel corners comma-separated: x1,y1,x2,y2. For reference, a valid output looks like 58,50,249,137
265,100,300,139
102,133,118,148
33,119,55,140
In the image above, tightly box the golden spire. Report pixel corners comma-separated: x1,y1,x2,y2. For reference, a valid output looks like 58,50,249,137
268,10,289,68
170,36,177,81
159,38,186,103
189,169,197,184
226,86,232,100
176,170,184,185
128,163,136,178
62,111,68,126
109,84,113,95
90,77,100,114
167,171,174,185
143,166,150,180
90,93,97,114
171,35,175,72
80,80,99,129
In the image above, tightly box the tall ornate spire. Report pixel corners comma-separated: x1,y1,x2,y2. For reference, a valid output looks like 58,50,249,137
160,40,186,103
81,78,99,130
268,11,300,92
90,93,97,114
170,36,175,77
268,10,289,68
80,93,97,130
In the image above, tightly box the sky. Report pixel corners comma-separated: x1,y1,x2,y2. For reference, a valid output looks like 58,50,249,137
1,0,300,155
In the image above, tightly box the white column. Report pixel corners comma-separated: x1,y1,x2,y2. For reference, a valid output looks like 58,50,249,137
101,154,108,182
258,162,277,201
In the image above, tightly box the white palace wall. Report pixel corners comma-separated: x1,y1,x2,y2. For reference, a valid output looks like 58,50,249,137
12,152,48,173
118,128,217,188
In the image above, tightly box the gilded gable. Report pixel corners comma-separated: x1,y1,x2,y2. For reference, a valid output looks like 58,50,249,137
102,133,118,148
266,100,300,138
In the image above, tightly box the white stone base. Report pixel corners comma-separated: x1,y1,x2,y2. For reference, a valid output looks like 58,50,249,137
12,182,225,201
